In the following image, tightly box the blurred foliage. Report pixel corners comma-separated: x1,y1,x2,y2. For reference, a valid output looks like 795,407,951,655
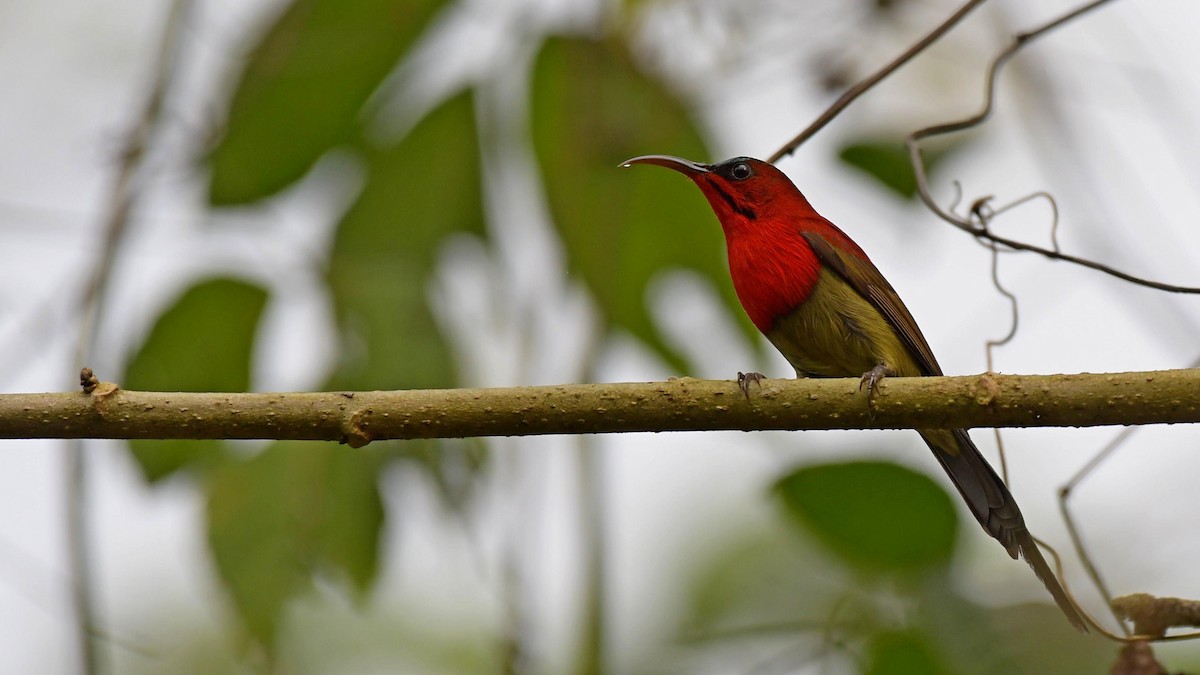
207,0,448,204
124,277,266,482
838,136,965,200
206,441,384,647
106,0,1114,670
112,587,506,675
324,89,484,392
128,0,488,649
976,603,1110,673
865,631,950,675
112,503,1103,674
531,36,761,374
679,525,856,640
674,468,1100,674
774,460,958,573
319,86,490,523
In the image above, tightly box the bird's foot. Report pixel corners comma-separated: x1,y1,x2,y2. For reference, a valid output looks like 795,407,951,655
737,371,765,400
859,364,891,411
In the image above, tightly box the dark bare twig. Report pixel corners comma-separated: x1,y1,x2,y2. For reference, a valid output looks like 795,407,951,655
1060,426,1137,636
983,238,1017,483
964,192,1055,483
907,0,1200,294
899,2,1200,642
1033,532,1112,635
969,197,1096,620
958,193,1027,482
767,0,989,164
970,193,1060,369
1034,530,1200,644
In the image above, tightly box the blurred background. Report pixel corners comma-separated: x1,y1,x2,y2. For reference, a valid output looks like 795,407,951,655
2,0,1200,672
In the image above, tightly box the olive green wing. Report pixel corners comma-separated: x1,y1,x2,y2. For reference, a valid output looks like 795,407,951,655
801,231,942,377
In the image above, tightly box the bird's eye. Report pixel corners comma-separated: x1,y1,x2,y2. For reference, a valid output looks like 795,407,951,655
729,162,752,180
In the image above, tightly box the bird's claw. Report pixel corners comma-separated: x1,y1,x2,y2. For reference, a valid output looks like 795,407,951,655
737,371,765,400
859,364,891,412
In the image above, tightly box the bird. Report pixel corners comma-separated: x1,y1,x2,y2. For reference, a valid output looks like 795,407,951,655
622,154,1087,632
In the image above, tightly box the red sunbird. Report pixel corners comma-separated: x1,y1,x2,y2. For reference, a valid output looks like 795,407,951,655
624,154,1087,632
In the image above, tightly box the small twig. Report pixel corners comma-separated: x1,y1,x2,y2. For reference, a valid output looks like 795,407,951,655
965,191,1058,485
984,236,1016,484
1037,531,1200,646
956,190,1062,375
907,0,1200,294
767,0,989,164
969,190,1062,254
1060,426,1137,635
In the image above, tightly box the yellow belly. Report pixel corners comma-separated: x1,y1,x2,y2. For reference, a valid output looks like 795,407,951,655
764,268,922,379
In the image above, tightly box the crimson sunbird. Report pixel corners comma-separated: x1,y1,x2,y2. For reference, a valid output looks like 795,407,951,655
623,154,1087,631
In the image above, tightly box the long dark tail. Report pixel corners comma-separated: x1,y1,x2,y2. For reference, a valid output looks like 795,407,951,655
918,428,1088,632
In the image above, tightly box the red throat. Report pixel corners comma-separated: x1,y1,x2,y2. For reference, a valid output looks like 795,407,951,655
693,176,867,333
722,212,823,332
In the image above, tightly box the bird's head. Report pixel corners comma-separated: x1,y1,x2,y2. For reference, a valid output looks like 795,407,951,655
621,155,812,232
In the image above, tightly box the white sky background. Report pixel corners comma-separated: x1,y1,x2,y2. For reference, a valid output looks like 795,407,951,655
2,0,1200,672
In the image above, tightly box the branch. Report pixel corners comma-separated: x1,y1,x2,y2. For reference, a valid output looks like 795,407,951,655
906,1,1200,294
6,369,1199,446
768,0,989,164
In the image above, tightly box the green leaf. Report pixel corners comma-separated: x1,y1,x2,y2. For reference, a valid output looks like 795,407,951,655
325,90,483,391
123,278,268,482
531,36,760,374
838,138,963,200
206,442,385,647
207,0,447,204
774,461,957,573
865,631,950,675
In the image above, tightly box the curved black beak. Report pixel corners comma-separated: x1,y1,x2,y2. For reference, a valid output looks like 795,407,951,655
620,154,710,176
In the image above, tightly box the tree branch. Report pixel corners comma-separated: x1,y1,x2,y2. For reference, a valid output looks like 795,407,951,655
4,369,1198,445
768,0,989,164
905,0,1200,294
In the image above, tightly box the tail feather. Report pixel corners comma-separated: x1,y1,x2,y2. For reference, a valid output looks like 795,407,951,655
918,428,1088,632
